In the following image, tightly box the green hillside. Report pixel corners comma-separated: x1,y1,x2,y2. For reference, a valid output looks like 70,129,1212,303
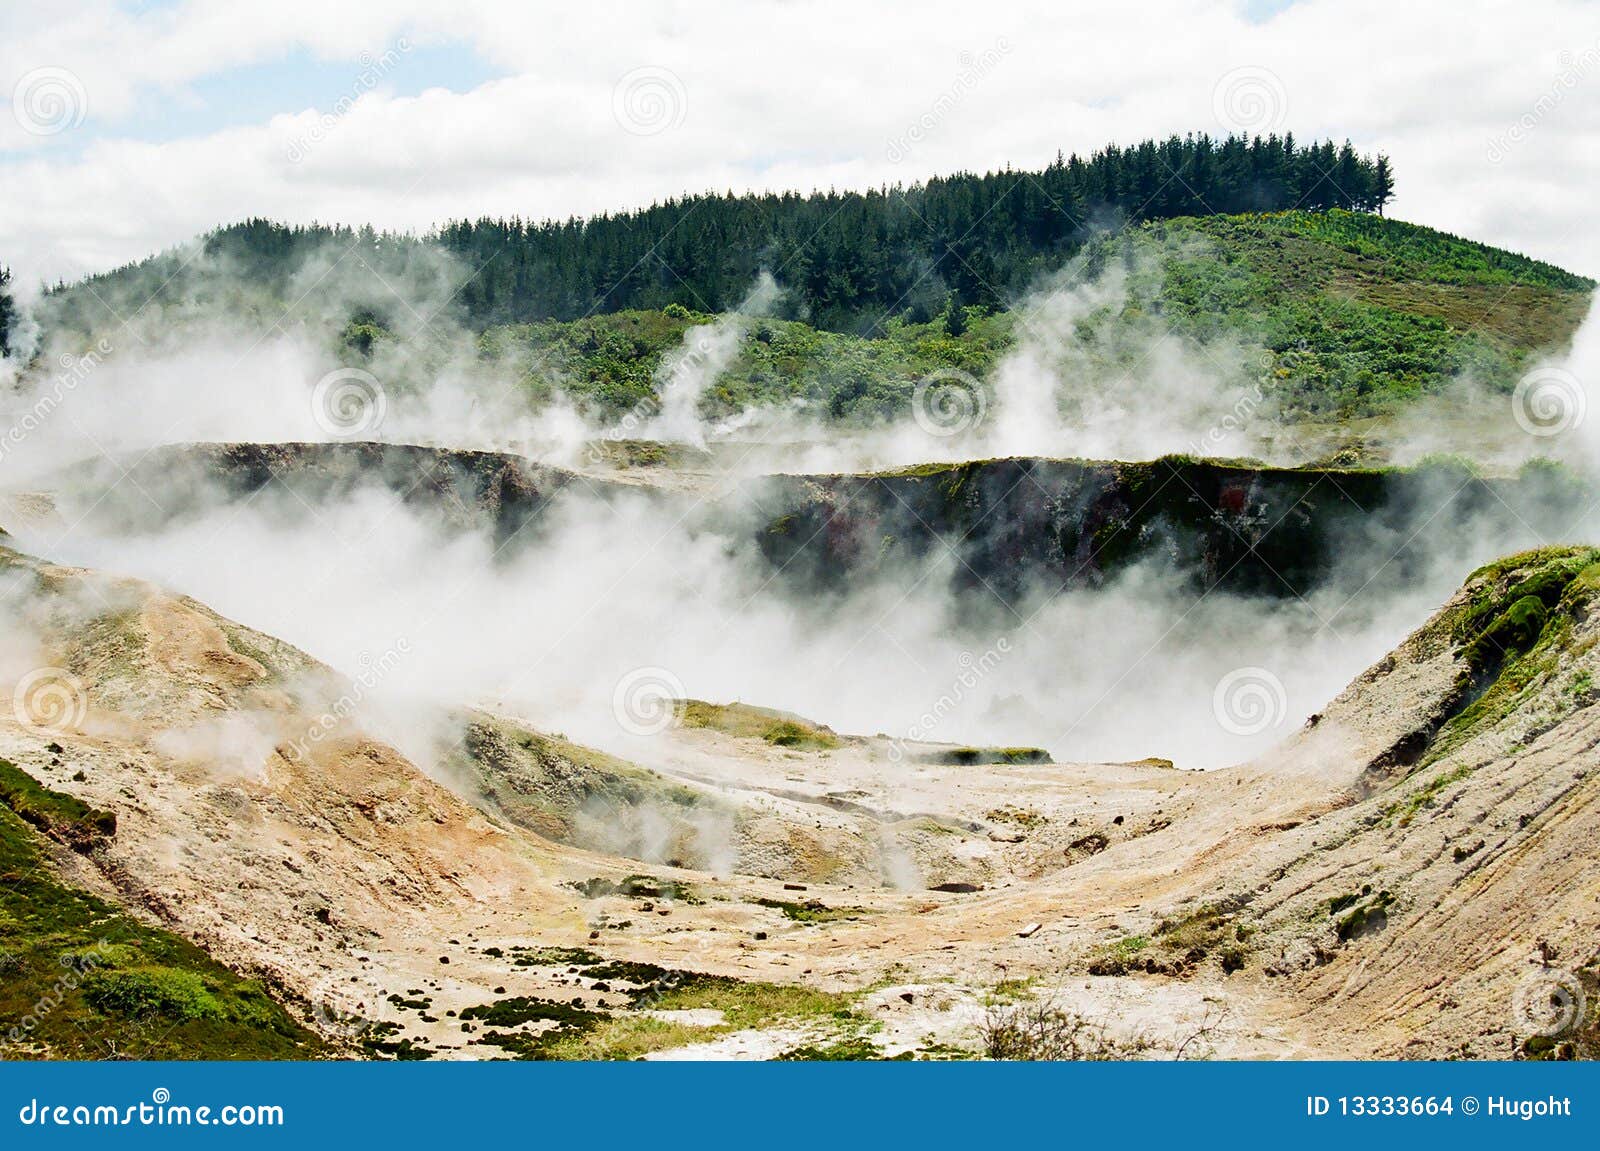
473,210,1590,425
23,171,1592,432
0,760,324,1060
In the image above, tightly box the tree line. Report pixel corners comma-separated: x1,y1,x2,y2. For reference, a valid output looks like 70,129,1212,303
52,132,1395,334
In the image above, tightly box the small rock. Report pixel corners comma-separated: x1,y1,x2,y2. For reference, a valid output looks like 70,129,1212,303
1017,923,1042,939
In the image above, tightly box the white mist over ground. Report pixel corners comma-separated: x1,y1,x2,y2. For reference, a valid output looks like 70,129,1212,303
9,245,1593,487
16,470,1558,773
3,256,1598,774
0,249,1297,487
689,253,1287,475
0,325,601,486
1379,300,1600,471
646,273,782,448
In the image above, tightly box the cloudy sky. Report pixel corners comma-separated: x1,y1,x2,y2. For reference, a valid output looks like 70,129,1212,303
1,0,1597,290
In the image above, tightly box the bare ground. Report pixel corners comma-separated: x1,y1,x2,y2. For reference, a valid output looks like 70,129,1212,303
1,537,1595,1059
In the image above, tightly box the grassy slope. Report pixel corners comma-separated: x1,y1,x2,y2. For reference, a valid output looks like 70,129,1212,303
674,699,842,750
471,210,1591,425
1144,212,1592,417
37,209,1593,431
1404,546,1600,772
0,760,324,1060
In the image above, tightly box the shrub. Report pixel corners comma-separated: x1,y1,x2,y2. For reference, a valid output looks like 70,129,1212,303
83,968,225,1022
980,1001,1151,1061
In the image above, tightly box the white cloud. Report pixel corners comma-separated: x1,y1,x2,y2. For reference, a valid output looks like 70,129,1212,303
1,0,1598,289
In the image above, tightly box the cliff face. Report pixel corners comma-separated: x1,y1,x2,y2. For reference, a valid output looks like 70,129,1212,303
49,444,1596,605
752,457,1590,600
60,441,593,549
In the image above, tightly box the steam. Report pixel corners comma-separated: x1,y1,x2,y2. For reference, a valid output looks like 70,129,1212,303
13,455,1580,776
1558,298,1600,463
982,253,1271,462
3,232,1597,795
0,233,1302,490
153,713,279,784
1365,298,1600,472
646,272,782,447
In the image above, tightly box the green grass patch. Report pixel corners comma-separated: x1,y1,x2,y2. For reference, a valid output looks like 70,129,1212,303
1415,547,1600,767
775,1035,884,1061
1152,904,1250,973
83,968,225,1022
568,875,701,904
675,700,842,751
1386,763,1475,827
753,897,867,924
0,761,322,1059
465,965,865,1060
0,759,116,842
1334,889,1396,942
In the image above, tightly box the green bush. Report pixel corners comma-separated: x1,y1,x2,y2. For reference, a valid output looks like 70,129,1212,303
83,968,226,1022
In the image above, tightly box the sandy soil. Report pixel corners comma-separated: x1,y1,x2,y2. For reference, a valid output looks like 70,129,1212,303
0,535,1595,1060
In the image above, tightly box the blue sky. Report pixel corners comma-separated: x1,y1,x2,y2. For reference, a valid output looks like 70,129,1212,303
5,34,503,162
122,40,500,145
